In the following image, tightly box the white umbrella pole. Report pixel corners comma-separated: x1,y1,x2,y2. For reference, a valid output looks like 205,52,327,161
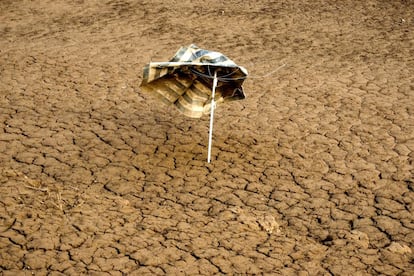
207,71,218,163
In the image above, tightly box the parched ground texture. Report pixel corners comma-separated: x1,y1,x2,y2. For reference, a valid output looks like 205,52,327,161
0,0,413,275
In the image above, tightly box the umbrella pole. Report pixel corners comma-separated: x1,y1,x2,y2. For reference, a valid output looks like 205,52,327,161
207,71,218,163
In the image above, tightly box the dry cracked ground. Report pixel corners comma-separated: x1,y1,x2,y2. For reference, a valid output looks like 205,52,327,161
0,0,413,275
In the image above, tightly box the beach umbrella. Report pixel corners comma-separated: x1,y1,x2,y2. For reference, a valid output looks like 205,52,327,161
140,44,248,163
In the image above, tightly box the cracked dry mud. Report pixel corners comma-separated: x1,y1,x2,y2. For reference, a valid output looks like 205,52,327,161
1,0,413,275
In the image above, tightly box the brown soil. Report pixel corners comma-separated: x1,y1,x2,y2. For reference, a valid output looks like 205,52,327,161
1,0,413,275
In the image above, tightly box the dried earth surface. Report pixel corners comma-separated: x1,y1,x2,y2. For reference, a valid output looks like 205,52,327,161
1,0,413,275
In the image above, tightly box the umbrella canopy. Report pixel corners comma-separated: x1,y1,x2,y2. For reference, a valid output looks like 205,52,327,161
140,44,248,118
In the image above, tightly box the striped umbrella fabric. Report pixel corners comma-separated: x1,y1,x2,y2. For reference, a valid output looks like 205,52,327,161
140,44,248,118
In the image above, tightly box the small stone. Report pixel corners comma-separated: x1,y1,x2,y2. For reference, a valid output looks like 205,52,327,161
258,214,281,234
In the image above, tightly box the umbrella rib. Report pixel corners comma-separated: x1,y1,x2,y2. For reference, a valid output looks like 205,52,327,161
189,67,247,82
